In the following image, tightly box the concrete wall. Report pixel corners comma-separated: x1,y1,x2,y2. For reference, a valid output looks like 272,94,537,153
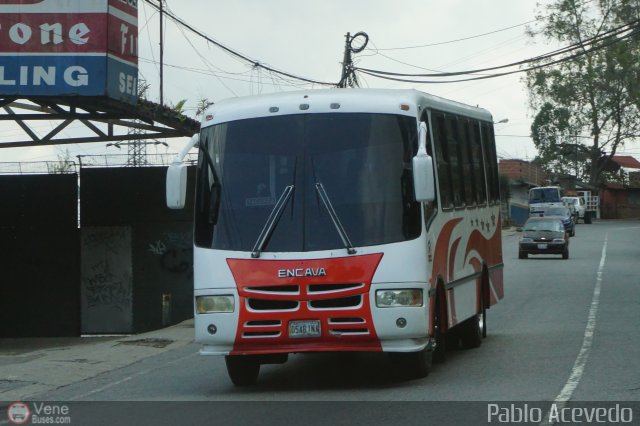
80,166,195,334
0,174,80,337
601,188,640,219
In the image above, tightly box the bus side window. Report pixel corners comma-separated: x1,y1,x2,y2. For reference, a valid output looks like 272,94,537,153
481,123,499,204
432,112,454,209
421,111,438,229
469,121,487,205
446,115,464,208
457,117,475,207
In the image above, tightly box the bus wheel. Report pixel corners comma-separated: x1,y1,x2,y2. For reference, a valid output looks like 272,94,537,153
482,302,487,338
433,297,447,364
460,314,483,349
390,348,432,379
225,355,260,386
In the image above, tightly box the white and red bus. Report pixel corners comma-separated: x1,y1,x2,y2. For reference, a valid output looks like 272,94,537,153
167,89,504,385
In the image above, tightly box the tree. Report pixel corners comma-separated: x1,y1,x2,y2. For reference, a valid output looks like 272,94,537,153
51,147,75,174
530,102,591,179
526,0,640,186
195,98,213,119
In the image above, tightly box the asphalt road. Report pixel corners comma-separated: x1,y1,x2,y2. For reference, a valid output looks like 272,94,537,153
30,219,640,424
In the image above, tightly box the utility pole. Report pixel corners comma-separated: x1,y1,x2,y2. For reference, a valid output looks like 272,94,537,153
574,134,578,179
337,32,368,88
338,33,352,88
159,0,164,105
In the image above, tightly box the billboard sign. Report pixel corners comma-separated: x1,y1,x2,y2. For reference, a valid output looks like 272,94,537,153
0,0,139,104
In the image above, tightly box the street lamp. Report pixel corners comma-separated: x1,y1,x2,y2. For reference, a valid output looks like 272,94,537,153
494,118,509,124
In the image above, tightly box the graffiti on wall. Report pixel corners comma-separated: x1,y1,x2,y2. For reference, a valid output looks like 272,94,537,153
147,231,193,277
84,258,131,312
81,226,132,333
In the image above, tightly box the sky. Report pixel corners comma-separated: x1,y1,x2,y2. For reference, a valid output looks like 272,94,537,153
2,0,640,165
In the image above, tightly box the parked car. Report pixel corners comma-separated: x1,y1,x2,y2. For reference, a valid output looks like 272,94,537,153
519,216,570,259
541,206,575,237
562,196,586,223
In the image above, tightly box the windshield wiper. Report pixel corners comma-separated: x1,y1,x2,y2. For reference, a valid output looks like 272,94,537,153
251,185,295,258
198,142,221,224
315,182,356,255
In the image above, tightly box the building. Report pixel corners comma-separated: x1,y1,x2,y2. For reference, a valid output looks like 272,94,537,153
498,159,548,226
599,156,640,219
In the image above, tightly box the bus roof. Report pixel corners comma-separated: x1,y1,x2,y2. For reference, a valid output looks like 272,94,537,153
201,88,494,128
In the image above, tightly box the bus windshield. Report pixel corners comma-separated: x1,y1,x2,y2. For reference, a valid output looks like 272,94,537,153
194,113,421,252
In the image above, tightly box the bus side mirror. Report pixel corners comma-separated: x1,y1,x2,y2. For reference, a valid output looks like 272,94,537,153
412,122,436,203
166,163,188,209
166,133,199,210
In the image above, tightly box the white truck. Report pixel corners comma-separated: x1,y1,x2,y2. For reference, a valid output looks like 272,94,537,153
561,196,586,223
575,190,599,224
528,186,564,217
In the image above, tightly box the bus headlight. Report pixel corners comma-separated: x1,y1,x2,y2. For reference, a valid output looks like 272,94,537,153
376,289,423,308
196,295,235,313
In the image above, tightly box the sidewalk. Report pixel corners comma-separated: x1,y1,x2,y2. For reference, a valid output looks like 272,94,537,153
0,319,194,401
502,225,519,237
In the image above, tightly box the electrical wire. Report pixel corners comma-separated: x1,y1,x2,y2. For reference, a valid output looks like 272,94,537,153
137,57,317,92
356,19,639,79
369,0,598,51
355,20,639,84
373,19,539,51
171,19,239,97
141,0,336,86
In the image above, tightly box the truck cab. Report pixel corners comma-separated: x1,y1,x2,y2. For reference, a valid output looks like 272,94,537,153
529,186,564,217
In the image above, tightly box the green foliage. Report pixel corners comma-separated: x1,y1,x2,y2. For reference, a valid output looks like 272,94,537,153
530,102,591,179
172,99,187,114
138,78,151,99
52,147,75,174
195,98,214,118
526,0,640,185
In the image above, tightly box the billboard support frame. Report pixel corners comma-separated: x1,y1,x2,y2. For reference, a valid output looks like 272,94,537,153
0,97,200,148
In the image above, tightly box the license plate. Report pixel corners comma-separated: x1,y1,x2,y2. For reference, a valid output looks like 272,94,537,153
288,320,321,338
537,243,548,249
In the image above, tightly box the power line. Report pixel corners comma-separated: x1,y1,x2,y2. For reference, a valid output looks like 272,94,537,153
355,20,639,84
356,19,638,79
141,0,337,87
369,0,598,52
372,19,538,51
